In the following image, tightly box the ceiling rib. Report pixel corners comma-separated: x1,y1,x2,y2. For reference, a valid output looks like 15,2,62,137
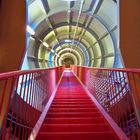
70,0,85,51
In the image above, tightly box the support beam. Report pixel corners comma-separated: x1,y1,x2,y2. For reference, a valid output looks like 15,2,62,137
0,0,26,72
85,25,117,52
120,0,140,68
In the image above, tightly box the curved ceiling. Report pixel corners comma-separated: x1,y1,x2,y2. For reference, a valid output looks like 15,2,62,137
23,0,122,69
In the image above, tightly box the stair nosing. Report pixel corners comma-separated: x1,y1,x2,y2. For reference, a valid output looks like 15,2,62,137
38,131,114,135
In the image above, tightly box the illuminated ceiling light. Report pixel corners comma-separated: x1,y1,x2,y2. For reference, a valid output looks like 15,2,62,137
43,42,49,48
63,0,77,1
55,53,60,57
27,25,35,35
51,49,55,53
65,48,71,52
30,36,35,40
64,40,72,43
60,57,64,60
57,46,61,49
67,9,71,13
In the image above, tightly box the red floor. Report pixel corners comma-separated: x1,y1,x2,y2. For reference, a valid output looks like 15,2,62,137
36,71,118,140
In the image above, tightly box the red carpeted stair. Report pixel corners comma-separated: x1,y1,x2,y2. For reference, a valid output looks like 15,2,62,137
36,71,119,140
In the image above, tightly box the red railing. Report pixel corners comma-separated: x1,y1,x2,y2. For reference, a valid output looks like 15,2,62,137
73,66,140,140
0,66,64,140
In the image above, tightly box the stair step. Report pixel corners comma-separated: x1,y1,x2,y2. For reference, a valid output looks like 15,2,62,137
53,99,91,102
56,90,87,96
49,108,98,113
57,91,85,93
51,104,96,108
37,132,116,140
47,112,101,118
52,102,93,105
57,87,83,89
56,93,87,95
55,97,90,99
55,96,89,98
40,124,110,132
44,117,105,124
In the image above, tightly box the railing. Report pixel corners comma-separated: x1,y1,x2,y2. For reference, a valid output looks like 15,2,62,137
0,66,64,140
73,66,140,140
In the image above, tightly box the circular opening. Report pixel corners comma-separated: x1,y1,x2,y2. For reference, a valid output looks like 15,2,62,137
63,58,74,68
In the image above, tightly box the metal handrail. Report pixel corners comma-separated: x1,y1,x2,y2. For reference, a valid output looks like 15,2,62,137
74,65,140,73
0,66,63,79
73,65,140,139
0,66,64,140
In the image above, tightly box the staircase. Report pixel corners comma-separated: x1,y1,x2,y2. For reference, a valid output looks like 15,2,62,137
36,70,119,140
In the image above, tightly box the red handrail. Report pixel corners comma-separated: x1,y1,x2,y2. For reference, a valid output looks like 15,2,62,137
0,66,64,140
1,65,140,139
73,66,140,140
74,65,140,73
0,67,62,79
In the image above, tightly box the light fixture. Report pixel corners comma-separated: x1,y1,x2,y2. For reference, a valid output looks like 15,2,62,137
55,53,60,57
60,57,64,60
63,0,77,1
26,25,35,35
43,42,49,48
51,49,55,53
67,9,71,13
30,36,35,40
